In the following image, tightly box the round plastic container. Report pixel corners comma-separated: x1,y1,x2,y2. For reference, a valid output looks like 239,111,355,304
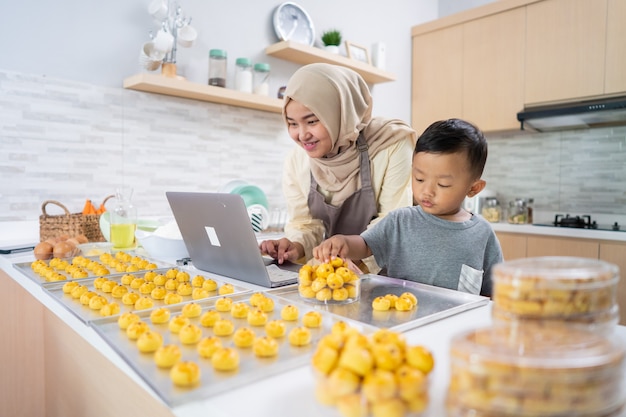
253,62,270,96
492,257,619,324
208,49,227,87
234,57,252,93
297,259,361,304
446,324,626,417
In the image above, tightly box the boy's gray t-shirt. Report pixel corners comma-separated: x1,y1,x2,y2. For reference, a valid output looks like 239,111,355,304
361,205,502,297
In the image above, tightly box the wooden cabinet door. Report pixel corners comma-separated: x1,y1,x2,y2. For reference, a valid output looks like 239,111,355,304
526,235,599,258
605,0,626,94
599,241,626,325
496,232,527,260
463,7,526,132
525,0,608,104
412,25,463,134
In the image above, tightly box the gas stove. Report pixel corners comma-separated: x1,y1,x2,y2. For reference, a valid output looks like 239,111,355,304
534,214,624,232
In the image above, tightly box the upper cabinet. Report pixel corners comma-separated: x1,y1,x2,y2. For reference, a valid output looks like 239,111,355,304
265,41,396,84
605,0,626,94
524,0,607,104
411,0,626,133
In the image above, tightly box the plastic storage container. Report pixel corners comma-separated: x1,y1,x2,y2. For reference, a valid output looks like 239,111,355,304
208,49,227,87
446,324,626,417
491,256,620,332
481,197,501,223
234,57,252,93
297,259,361,304
253,63,270,96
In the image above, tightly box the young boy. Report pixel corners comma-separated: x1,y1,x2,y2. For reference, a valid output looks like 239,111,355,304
313,118,503,297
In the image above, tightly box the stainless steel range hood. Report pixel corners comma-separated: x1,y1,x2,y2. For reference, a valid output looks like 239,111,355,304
517,96,626,132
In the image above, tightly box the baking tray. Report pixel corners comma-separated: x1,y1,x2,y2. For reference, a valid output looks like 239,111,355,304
90,292,377,407
14,252,172,285
268,274,490,333
41,268,251,324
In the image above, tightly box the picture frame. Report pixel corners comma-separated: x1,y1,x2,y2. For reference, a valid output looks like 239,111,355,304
345,41,371,65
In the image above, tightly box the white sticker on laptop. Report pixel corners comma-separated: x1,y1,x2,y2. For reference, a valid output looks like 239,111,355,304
204,226,221,247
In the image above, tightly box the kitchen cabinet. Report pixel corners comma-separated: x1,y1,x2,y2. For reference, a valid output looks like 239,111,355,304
411,26,463,132
411,0,626,133
123,73,283,113
605,0,626,94
0,268,174,417
526,235,599,258
496,232,527,261
265,41,396,84
524,0,608,104
599,242,626,326
463,8,525,132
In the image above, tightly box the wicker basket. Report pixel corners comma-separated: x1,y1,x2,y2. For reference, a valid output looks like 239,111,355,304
39,196,114,242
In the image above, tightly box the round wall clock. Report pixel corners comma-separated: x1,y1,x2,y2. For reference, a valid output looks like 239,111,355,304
272,2,315,46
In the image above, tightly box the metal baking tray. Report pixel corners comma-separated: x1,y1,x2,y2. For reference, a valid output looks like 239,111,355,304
13,253,172,285
41,268,251,324
268,274,489,333
90,292,377,407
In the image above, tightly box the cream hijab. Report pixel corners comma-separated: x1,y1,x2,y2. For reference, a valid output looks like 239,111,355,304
283,63,416,205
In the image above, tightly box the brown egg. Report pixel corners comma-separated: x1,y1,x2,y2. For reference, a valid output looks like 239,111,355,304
53,241,76,258
66,237,81,247
34,242,54,260
75,234,89,244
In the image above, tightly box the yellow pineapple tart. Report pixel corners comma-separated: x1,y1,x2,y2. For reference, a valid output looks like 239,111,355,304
297,258,361,303
310,326,433,416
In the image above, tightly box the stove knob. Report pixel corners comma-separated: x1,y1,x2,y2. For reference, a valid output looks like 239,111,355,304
613,222,620,231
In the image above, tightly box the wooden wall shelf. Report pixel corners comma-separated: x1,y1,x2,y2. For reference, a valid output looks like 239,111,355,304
265,41,396,84
123,73,283,113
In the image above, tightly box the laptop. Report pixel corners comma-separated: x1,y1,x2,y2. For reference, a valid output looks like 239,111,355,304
165,191,300,288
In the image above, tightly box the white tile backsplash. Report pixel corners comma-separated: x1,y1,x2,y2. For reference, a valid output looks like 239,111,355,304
1,69,625,226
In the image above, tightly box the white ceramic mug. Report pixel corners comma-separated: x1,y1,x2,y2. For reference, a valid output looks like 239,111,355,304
139,41,164,71
148,0,168,22
177,25,198,48
153,29,174,54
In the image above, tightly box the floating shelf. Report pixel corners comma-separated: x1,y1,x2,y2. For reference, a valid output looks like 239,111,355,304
265,41,396,84
123,73,283,113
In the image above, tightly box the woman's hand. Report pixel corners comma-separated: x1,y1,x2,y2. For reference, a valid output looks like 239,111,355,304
259,238,304,264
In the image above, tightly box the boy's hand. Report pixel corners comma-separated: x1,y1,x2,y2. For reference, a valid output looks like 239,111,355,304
313,235,350,263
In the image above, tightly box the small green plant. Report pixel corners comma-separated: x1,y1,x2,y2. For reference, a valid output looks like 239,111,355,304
321,29,342,46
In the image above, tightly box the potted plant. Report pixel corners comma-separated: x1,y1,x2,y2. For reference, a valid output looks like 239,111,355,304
321,29,342,54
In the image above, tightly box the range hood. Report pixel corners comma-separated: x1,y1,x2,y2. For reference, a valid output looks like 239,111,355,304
517,95,626,132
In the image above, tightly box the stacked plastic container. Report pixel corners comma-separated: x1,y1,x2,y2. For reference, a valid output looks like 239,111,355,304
446,256,625,417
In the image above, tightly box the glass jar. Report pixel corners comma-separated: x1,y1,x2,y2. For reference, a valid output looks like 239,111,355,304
208,49,227,88
110,187,137,250
507,198,528,224
234,57,252,93
481,197,501,223
253,63,270,96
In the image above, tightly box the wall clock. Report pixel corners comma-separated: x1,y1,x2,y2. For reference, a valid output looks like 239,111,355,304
272,2,315,46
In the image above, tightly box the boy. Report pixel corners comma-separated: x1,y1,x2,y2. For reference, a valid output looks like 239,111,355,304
313,118,503,297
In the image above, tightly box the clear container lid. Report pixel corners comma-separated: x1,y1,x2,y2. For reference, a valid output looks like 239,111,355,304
493,256,619,289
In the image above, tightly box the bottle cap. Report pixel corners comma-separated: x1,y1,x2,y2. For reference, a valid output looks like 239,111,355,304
253,63,271,72
235,57,252,67
209,49,227,58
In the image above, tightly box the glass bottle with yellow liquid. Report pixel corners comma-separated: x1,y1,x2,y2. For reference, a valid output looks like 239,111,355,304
110,187,137,250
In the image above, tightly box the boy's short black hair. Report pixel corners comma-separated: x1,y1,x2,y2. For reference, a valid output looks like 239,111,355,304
414,118,487,179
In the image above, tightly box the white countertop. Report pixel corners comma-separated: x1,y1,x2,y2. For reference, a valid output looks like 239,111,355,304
3,246,626,416
491,222,626,242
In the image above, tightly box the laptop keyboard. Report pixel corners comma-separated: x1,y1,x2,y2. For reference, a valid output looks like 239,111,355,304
266,264,298,283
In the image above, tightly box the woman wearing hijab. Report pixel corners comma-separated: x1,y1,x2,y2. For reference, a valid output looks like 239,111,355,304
259,63,416,272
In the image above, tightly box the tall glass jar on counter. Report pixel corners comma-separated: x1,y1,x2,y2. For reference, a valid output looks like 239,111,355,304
507,198,529,224
234,57,253,93
253,63,270,96
110,187,137,250
481,197,502,223
208,49,227,88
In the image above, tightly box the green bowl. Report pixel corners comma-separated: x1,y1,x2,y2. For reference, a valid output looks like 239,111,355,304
231,185,269,209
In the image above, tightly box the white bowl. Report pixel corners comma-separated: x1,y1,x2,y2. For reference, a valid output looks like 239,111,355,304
135,229,189,262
